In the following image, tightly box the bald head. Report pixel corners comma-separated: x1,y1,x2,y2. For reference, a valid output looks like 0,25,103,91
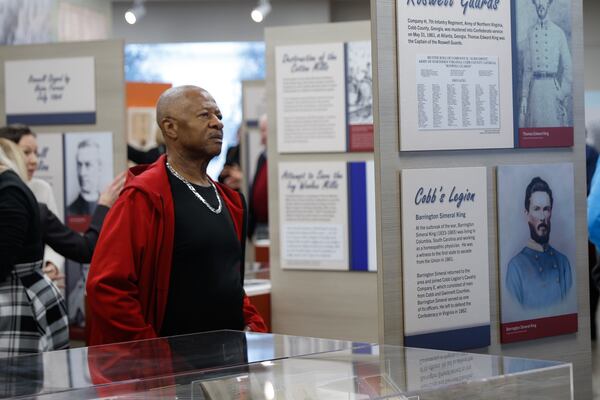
156,85,211,129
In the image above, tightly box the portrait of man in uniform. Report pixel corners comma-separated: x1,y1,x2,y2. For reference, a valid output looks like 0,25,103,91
519,0,572,128
505,177,572,308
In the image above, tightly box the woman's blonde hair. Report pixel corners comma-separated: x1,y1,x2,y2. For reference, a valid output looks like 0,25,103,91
0,138,28,181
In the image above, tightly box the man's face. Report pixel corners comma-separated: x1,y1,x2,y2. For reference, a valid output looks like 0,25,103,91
175,90,224,159
76,146,101,196
533,0,551,20
526,191,552,245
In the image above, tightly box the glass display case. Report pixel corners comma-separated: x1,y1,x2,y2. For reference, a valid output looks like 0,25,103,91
0,330,572,399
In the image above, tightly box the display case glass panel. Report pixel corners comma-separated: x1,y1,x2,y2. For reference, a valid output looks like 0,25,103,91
0,331,572,399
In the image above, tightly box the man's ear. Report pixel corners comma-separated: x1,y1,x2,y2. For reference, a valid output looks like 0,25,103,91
161,117,178,140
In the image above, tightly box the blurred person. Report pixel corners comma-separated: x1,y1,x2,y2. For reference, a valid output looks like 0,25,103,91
248,114,269,240
86,85,266,345
0,139,69,356
218,125,243,191
0,138,124,263
0,124,64,282
127,126,166,165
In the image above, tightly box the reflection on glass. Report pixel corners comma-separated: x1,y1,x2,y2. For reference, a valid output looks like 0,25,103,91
0,331,572,399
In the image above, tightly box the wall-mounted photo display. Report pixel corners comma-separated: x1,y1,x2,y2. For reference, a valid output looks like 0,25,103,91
498,163,577,343
515,0,573,147
345,40,374,152
275,41,373,154
401,167,490,350
278,161,376,271
4,57,96,125
396,0,572,150
35,132,65,221
63,131,113,328
64,132,113,232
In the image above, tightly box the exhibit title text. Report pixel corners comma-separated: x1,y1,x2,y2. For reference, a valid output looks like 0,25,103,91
28,73,71,103
281,52,338,73
282,169,343,193
414,186,475,208
406,0,501,15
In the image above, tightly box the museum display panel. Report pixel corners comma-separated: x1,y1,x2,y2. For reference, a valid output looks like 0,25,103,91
0,331,572,399
372,0,590,396
266,21,378,342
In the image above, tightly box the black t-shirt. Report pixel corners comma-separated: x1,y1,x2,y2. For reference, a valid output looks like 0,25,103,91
160,168,244,337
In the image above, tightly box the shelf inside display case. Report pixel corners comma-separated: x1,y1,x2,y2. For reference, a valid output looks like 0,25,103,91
0,330,572,399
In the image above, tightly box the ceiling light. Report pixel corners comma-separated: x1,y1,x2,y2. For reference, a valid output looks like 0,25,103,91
251,0,271,23
125,0,146,25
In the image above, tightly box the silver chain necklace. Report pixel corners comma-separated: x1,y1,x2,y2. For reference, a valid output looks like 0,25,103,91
166,161,222,214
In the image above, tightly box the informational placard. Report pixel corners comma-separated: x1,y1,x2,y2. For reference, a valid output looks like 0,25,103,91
279,161,376,271
275,42,374,153
401,167,490,350
397,0,573,150
35,133,65,221
415,55,499,131
498,163,577,343
276,43,346,153
4,57,96,125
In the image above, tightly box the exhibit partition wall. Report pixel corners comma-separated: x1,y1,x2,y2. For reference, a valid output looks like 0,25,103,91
371,0,591,398
265,21,378,343
241,79,267,201
0,39,127,338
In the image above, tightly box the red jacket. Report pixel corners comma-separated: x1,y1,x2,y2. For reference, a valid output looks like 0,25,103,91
86,155,266,345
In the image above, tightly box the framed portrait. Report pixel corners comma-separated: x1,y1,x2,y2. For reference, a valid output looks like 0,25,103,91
497,163,577,343
63,132,113,232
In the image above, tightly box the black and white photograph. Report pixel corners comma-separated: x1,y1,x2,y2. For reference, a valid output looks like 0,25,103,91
64,132,113,228
346,40,373,125
497,163,577,341
516,0,573,129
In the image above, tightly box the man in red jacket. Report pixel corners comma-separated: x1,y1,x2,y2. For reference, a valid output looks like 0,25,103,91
86,85,266,345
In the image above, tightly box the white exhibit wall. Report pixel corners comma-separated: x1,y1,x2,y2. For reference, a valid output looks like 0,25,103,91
265,21,378,343
372,0,591,398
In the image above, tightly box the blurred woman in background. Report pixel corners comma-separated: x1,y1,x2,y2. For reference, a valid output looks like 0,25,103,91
0,138,69,356
0,125,64,283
